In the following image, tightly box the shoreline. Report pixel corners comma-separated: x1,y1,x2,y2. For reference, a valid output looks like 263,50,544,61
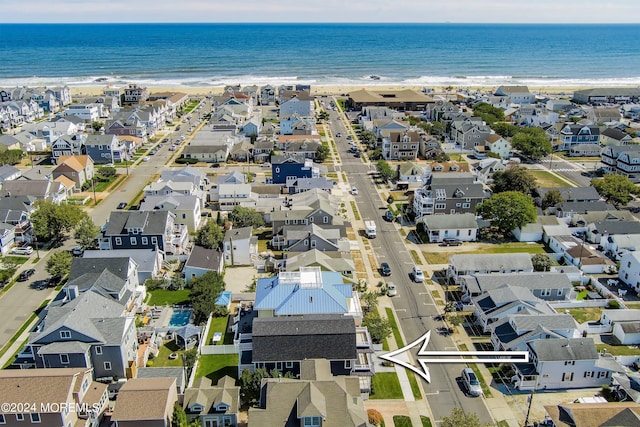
66,84,602,98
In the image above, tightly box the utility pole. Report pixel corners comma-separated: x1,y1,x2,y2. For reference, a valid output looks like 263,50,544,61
523,391,534,426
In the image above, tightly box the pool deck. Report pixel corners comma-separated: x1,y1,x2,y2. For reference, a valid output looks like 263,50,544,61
148,306,173,328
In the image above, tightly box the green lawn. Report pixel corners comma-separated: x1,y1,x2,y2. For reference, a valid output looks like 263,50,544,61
597,343,640,357
385,307,404,347
147,289,190,306
393,415,412,427
371,372,403,399
566,307,603,324
153,340,187,367
205,316,233,345
195,354,239,382
528,170,574,187
421,416,433,427
408,372,422,400
92,176,118,192
423,242,545,264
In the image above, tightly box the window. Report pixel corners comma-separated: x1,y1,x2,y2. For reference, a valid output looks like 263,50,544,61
309,216,314,222
345,360,352,369
130,237,137,245
30,413,41,423
182,213,186,219
276,362,282,371
15,414,24,421
60,330,71,339
557,288,564,296
82,378,89,393
323,216,328,223
456,203,461,207
303,416,321,427
462,203,470,208
60,354,69,364
95,346,102,355
564,360,575,366
311,240,316,248
541,289,551,297
285,361,293,368
584,371,594,378
104,361,112,370
115,237,122,246
435,203,446,210
151,236,157,245
141,237,148,245
0,414,5,424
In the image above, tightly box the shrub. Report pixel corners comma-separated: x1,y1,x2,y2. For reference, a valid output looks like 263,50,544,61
175,157,198,164
607,300,620,309
146,360,154,367
367,409,384,426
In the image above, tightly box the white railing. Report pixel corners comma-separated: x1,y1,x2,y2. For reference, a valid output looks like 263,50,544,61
200,344,239,355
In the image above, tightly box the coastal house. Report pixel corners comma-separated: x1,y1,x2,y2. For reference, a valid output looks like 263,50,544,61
184,245,223,284
0,178,71,204
0,368,108,427
398,161,430,186
222,226,257,266
450,117,491,150
270,189,344,236
271,223,348,253
279,92,314,118
122,84,149,106
460,272,572,301
184,376,240,427
111,378,178,427
600,127,633,146
51,134,86,162
252,137,275,163
617,251,640,293
382,130,420,160
588,107,621,124
259,85,276,105
52,155,94,189
0,195,36,244
84,134,129,164
558,124,600,151
494,86,536,105
82,248,163,284
65,103,101,122
270,154,319,184
420,213,478,243
490,313,579,353
474,133,511,159
22,257,140,379
280,249,355,278
599,310,640,345
99,211,189,255
447,253,534,284
347,88,434,111
0,164,21,183
544,401,640,427
573,88,640,104
247,358,368,427
139,194,202,232
510,337,622,391
412,174,488,220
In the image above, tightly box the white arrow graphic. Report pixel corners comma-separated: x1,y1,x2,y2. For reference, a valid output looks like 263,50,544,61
379,331,529,383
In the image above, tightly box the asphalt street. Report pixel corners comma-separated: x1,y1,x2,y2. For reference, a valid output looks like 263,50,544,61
326,101,494,424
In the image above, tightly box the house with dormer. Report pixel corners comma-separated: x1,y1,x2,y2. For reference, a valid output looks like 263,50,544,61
270,154,319,184
85,134,129,164
271,223,348,253
184,376,240,427
490,313,579,353
495,86,536,105
412,174,488,219
99,211,189,255
398,161,430,186
139,194,201,232
382,130,420,160
22,257,140,379
601,127,633,146
474,133,511,159
450,117,492,150
279,93,314,119
559,124,600,150
459,272,572,301
271,189,344,236
52,155,94,189
248,358,368,427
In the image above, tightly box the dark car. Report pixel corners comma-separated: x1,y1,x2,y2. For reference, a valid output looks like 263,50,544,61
18,269,36,281
210,163,221,168
380,262,392,276
442,238,462,246
117,202,128,209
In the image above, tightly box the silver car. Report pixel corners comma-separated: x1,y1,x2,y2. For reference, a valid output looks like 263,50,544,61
461,367,482,397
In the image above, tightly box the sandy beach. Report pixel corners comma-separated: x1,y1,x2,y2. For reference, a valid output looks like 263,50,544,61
70,84,587,99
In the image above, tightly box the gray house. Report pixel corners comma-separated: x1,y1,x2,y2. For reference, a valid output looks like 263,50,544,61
99,210,189,255
82,248,163,283
184,376,240,427
23,257,140,379
84,134,128,164
271,223,348,252
184,246,223,284
459,272,572,300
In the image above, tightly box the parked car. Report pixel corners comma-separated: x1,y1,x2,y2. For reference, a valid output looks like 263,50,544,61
18,269,36,281
351,186,358,195
117,202,128,209
261,162,271,168
380,262,392,276
442,238,462,246
210,163,221,168
411,266,425,283
71,246,84,257
461,367,483,397
336,132,342,137
386,282,397,297
11,246,33,255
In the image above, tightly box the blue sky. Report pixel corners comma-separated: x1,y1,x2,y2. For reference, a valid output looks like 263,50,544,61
3,0,639,23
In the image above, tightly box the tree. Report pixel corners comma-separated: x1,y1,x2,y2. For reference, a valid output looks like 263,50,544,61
91,121,105,132
182,347,198,377
476,191,537,235
359,130,377,149
430,121,447,137
511,127,552,160
240,367,293,405
31,200,88,242
229,206,264,228
97,166,117,178
361,291,379,314
367,409,384,426
472,102,504,125
362,312,392,344
315,144,330,162
491,122,519,138
592,174,639,206
541,189,564,210
189,271,225,324
491,166,537,195
171,403,188,427
441,407,490,427
74,217,100,248
532,254,553,272
46,251,73,278
0,149,25,165
194,219,224,249
376,160,395,182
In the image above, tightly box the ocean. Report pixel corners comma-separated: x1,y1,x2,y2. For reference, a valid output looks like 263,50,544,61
1,23,639,88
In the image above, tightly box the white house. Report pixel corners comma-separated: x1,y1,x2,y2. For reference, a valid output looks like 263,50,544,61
279,95,314,119
613,322,640,345
421,213,478,243
511,338,622,391
618,251,640,292
447,253,534,283
223,226,257,266
65,103,101,122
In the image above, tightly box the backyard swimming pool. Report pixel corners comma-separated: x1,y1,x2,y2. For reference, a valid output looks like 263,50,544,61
168,309,192,327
